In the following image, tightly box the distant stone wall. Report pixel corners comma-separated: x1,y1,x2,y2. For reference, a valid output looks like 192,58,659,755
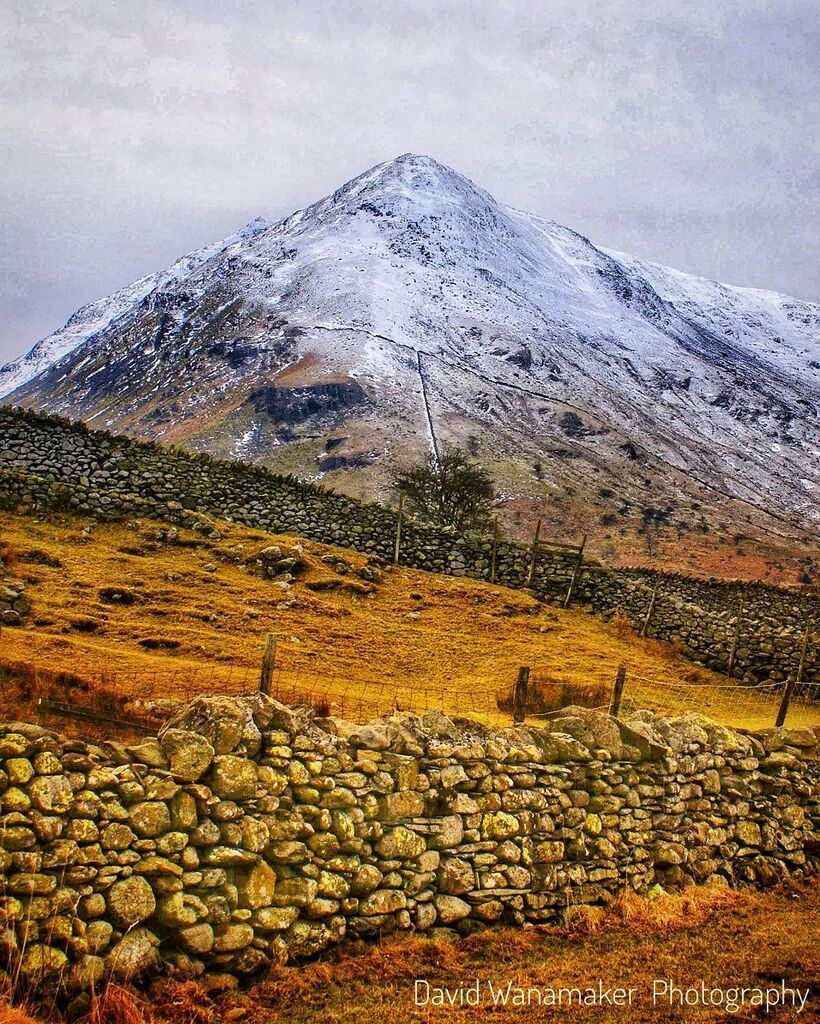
0,695,817,1001
575,568,818,685
0,405,817,684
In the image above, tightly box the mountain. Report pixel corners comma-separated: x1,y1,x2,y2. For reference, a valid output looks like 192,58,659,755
2,154,818,575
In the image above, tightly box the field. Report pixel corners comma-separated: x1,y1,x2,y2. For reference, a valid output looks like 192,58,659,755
2,510,815,732
1,509,818,1024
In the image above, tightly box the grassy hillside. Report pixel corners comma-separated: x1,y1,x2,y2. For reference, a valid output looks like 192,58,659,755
2,509,815,733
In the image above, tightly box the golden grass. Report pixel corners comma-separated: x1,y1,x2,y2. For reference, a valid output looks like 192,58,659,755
243,880,819,1024
611,882,743,933
87,985,153,1024
0,1006,40,1024
0,510,815,731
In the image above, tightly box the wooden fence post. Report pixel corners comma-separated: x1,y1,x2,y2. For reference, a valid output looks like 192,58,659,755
640,576,660,638
776,625,809,727
526,519,542,586
393,495,404,567
563,533,587,608
609,663,627,717
490,518,499,584
513,666,530,724
726,597,744,676
260,634,277,695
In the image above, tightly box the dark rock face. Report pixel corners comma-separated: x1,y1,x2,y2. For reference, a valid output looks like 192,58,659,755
316,453,373,472
558,412,593,438
249,381,368,425
505,346,532,369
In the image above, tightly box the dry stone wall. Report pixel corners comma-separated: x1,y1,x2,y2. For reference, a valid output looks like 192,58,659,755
0,406,817,684
0,694,818,1003
576,568,818,685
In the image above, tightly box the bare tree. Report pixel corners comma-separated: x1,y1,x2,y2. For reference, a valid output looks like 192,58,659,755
392,447,496,533
639,506,670,557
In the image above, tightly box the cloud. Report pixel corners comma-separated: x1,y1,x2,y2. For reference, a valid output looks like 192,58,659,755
1,0,817,362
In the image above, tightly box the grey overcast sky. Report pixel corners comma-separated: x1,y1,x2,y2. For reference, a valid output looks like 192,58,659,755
1,0,818,365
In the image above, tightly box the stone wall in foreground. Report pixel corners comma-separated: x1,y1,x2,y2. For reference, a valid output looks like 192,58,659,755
1,694,817,1000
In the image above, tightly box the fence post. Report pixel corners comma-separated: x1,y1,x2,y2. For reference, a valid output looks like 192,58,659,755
609,663,627,717
513,666,530,724
490,518,499,584
776,625,809,727
640,576,660,638
260,634,276,695
726,596,744,676
563,533,587,608
393,494,404,566
526,519,542,586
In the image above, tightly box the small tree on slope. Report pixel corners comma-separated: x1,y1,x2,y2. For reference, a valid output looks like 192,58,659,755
392,447,496,533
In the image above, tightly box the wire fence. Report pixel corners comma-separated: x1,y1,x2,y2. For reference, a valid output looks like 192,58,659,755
8,658,514,739
1,660,261,739
619,671,820,732
265,664,512,727
4,648,818,744
512,663,820,732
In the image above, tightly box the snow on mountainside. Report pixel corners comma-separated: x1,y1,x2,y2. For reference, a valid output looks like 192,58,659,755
0,218,271,397
2,154,818,569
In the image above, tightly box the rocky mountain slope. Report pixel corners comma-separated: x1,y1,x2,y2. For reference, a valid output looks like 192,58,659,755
2,154,818,571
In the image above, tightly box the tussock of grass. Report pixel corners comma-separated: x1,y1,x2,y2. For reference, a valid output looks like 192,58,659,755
612,881,744,932
0,1005,40,1024
562,904,608,935
144,981,216,1024
562,882,746,937
87,985,149,1024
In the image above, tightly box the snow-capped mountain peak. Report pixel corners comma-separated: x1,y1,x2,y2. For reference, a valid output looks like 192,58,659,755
2,155,818,569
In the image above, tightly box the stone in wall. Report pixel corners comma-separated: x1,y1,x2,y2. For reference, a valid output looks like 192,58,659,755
0,693,817,1008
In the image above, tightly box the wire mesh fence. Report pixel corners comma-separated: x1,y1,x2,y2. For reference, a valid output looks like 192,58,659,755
265,665,511,727
5,647,818,744
9,658,516,739
619,672,820,732
2,660,261,739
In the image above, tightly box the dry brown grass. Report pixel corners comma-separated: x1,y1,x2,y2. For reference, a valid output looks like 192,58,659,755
608,608,634,640
0,539,17,569
0,509,816,732
0,1007,38,1024
483,882,745,941
87,986,149,1024
143,981,218,1024
241,879,818,1024
496,676,611,717
561,903,609,935
611,882,744,933
0,1005,40,1024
